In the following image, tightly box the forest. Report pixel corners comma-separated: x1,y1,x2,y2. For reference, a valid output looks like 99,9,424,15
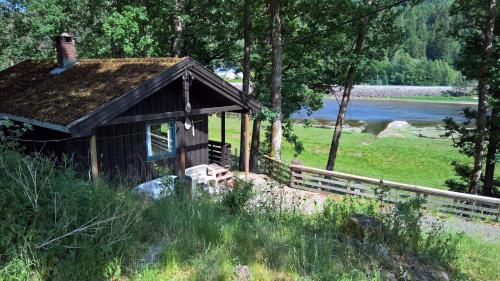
361,0,464,86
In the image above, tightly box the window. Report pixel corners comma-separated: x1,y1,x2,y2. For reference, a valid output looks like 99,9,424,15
146,121,176,160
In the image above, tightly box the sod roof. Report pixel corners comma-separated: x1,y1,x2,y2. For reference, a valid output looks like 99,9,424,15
0,57,184,126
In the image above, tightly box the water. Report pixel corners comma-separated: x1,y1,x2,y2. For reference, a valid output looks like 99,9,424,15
295,99,473,122
293,99,475,134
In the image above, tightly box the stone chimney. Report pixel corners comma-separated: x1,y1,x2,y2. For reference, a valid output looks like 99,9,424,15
55,33,76,68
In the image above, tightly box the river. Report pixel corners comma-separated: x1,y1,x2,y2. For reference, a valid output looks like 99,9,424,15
293,98,475,134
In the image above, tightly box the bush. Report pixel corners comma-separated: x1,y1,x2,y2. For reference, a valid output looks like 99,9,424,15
384,197,461,266
221,179,254,214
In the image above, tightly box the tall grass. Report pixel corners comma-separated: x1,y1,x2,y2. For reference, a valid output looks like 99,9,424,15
0,149,148,280
0,146,496,280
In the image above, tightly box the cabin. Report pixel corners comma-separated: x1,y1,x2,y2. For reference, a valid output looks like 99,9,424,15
0,34,261,180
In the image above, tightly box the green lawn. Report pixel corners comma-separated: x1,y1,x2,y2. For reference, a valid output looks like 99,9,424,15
209,116,470,189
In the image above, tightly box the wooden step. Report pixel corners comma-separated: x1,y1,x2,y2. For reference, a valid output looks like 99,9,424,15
216,172,233,182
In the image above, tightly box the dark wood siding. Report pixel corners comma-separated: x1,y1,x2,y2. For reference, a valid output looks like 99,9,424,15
17,126,90,172
95,114,208,180
119,79,233,117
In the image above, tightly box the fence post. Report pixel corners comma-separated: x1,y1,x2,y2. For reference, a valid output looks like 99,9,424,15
290,160,302,188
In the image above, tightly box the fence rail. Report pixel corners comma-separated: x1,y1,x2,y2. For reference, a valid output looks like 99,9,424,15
260,155,500,221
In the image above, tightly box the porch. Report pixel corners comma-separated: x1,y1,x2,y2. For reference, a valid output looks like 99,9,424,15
206,111,249,178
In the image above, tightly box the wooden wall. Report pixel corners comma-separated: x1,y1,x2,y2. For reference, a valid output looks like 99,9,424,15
95,115,208,180
119,79,232,117
18,126,90,172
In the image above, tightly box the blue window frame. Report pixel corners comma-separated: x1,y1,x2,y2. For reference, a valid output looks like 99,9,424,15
146,121,176,160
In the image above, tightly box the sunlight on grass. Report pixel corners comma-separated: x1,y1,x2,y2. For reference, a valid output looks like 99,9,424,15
208,115,469,189
457,236,500,281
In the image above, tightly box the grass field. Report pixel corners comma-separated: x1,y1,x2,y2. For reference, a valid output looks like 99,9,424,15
209,116,470,189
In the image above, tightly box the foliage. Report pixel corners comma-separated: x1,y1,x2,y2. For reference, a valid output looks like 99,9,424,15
443,106,500,196
102,6,157,57
360,0,465,86
362,51,463,86
221,178,254,214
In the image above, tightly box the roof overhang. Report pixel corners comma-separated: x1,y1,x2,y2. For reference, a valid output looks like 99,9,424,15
0,113,70,134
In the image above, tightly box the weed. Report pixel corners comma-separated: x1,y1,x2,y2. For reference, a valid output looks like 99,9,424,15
221,178,254,214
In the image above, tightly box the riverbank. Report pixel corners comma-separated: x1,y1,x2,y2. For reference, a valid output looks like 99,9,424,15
353,95,477,105
328,85,471,99
209,116,470,189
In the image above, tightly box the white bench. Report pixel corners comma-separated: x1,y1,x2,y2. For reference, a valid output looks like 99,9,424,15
185,164,217,186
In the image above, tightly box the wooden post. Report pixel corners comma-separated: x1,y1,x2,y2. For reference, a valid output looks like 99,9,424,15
221,112,226,145
179,145,186,176
244,112,250,178
90,134,99,180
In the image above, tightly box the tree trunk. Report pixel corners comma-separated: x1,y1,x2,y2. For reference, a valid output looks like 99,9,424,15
250,117,261,171
326,0,372,170
239,0,252,170
270,0,283,160
173,0,183,57
470,0,496,194
484,90,499,195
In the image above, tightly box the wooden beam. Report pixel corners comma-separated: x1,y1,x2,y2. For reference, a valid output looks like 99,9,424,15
106,105,243,125
221,112,226,144
189,63,262,112
90,134,99,180
244,112,250,178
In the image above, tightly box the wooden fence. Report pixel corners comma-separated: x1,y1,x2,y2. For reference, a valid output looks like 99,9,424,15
260,155,500,221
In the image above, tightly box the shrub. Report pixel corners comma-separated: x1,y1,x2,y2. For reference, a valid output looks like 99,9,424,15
221,179,254,214
384,197,462,266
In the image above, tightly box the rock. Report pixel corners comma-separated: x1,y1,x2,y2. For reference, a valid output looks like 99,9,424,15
375,244,394,267
413,266,434,281
383,271,398,281
346,214,384,240
234,265,251,281
226,179,236,188
378,121,410,137
386,120,410,129
139,244,163,269
430,268,449,281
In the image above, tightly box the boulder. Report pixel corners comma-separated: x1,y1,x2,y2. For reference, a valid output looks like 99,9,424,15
346,214,384,240
430,268,450,281
234,265,251,281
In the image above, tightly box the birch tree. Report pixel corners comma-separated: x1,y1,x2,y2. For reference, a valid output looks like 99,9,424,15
270,0,283,159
